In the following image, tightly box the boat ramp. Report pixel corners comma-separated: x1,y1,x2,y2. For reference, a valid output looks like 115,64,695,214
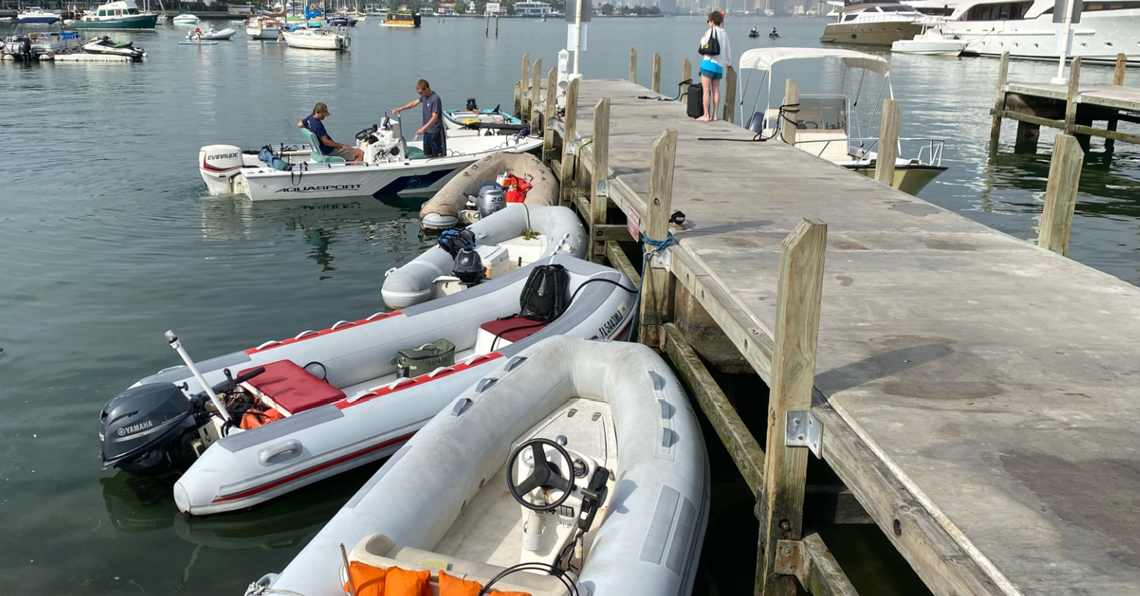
522,52,1140,595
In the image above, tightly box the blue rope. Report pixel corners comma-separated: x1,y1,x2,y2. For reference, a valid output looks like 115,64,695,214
625,231,674,341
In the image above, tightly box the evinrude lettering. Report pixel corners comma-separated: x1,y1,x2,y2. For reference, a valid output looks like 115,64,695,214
597,310,623,338
276,184,363,193
119,420,155,436
208,152,239,161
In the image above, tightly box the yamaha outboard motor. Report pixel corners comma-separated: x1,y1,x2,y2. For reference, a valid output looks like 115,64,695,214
453,247,485,286
100,383,201,475
476,186,507,219
466,98,478,112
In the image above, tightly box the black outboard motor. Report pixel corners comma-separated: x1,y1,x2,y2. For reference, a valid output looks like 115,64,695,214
466,98,478,112
100,383,201,475
453,247,486,286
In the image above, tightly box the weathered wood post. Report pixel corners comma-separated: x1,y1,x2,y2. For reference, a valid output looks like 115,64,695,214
989,51,1010,153
485,13,489,36
630,48,637,84
758,218,828,596
1064,56,1082,135
652,53,661,93
519,53,531,116
875,99,900,187
589,98,611,264
529,58,542,132
495,13,499,37
559,77,580,208
1038,134,1084,257
1114,53,1127,86
724,66,737,124
682,58,692,99
514,83,522,124
638,130,678,348
781,78,799,145
542,67,557,165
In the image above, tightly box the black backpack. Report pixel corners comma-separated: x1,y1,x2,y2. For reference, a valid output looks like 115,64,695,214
438,228,476,257
687,82,704,119
519,264,569,322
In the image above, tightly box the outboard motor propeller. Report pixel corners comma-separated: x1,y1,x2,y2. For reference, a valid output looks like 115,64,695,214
452,247,486,287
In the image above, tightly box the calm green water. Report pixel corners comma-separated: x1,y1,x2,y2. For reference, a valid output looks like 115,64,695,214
1,15,1137,595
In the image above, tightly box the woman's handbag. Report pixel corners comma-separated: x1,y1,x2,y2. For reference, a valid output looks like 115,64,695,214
698,28,720,56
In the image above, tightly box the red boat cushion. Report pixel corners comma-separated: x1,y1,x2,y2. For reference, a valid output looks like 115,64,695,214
480,316,548,344
239,360,345,415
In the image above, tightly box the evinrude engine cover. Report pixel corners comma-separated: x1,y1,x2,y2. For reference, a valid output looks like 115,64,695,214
101,383,198,475
198,144,243,196
476,186,506,218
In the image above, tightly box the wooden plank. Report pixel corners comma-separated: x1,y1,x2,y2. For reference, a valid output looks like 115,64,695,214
760,219,828,596
559,77,580,208
682,58,692,99
1038,134,1084,256
630,48,637,84
652,53,662,93
775,532,861,596
724,66,737,124
989,51,1010,149
605,241,640,287
1001,110,1064,130
875,99,900,186
589,98,611,263
542,67,557,165
1064,56,1082,134
781,78,799,145
1071,124,1140,145
637,129,677,348
663,322,765,497
1114,53,1127,86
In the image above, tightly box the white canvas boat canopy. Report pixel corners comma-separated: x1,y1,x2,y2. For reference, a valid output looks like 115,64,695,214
738,47,890,76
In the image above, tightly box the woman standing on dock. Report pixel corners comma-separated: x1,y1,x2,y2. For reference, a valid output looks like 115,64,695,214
697,10,731,122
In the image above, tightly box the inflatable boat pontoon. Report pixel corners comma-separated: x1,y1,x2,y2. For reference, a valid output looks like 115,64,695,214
99,257,635,516
382,205,587,309
419,152,559,230
251,336,710,596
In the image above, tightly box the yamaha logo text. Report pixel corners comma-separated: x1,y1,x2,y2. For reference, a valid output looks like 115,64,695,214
118,420,154,436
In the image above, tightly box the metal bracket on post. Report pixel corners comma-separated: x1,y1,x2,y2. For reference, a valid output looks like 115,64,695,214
595,179,608,199
773,539,803,576
785,410,822,458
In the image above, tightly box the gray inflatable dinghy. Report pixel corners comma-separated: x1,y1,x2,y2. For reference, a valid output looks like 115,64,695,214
250,336,709,596
420,152,558,230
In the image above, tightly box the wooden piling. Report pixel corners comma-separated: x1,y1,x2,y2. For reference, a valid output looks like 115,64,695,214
875,99,900,186
1038,134,1084,256
682,58,692,99
542,67,557,165
589,98,611,264
1114,53,1127,86
513,82,522,124
724,66,737,124
521,52,530,109
759,218,828,596
529,58,542,132
629,48,637,84
559,77,580,208
495,14,499,37
1064,56,1082,135
781,78,799,145
989,51,1010,152
652,53,661,93
485,13,489,36
637,130,678,348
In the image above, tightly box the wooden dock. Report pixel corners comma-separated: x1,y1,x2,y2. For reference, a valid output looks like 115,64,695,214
539,69,1140,596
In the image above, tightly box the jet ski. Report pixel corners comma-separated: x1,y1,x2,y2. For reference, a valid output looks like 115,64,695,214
83,35,145,59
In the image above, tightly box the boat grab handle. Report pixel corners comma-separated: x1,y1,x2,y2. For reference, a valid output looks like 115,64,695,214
259,440,302,465
255,340,283,350
294,330,319,340
387,377,417,391
504,356,528,372
366,312,388,321
331,320,355,330
475,377,498,393
427,366,454,378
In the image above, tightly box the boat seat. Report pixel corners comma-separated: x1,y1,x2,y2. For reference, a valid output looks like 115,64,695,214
480,316,548,344
350,534,571,596
300,128,346,164
238,360,346,416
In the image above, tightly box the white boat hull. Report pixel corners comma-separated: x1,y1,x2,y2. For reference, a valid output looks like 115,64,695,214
282,28,349,50
891,38,965,56
150,257,634,516
246,26,280,39
942,11,1140,62
264,337,709,596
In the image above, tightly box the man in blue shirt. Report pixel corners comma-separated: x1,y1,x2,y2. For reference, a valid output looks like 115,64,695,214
393,79,446,158
296,102,364,163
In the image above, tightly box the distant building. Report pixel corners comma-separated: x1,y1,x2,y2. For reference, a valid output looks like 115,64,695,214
485,1,506,14
515,1,552,15
439,1,456,14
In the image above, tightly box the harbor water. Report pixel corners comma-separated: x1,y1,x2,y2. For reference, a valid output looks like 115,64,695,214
1,16,1137,595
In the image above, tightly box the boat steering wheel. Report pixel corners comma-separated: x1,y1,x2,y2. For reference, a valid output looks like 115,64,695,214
507,438,574,512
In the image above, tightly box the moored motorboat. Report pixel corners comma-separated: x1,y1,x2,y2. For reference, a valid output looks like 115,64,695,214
384,204,586,308
171,12,199,25
381,10,419,26
186,25,236,40
245,15,282,39
419,151,559,230
891,26,965,55
82,34,144,58
254,336,709,596
99,256,635,516
16,7,62,24
71,0,159,29
198,115,543,201
3,20,81,59
281,26,348,50
443,101,524,132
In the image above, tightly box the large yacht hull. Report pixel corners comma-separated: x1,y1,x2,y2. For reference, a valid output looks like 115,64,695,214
943,11,1140,62
72,14,158,29
820,21,923,46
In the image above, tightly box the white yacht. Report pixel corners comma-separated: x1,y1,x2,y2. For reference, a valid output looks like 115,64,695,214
939,0,1140,62
820,1,930,46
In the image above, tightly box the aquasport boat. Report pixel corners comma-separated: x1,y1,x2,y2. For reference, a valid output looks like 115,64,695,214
82,35,145,58
71,0,159,29
16,7,62,24
738,47,948,196
199,116,543,201
382,11,420,26
937,0,1140,62
99,256,635,516
245,15,283,39
281,26,349,50
383,205,587,308
253,337,709,596
820,0,928,46
419,151,559,230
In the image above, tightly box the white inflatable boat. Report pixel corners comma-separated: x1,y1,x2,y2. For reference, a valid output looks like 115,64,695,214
419,151,559,231
382,205,587,309
198,116,542,202
99,257,635,516
251,336,710,596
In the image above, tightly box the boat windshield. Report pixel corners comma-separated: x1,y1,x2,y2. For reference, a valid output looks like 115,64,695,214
798,95,848,132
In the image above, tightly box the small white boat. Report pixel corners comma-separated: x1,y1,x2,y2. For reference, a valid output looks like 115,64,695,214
891,27,966,56
444,106,525,132
419,152,559,230
245,14,282,39
254,336,709,596
198,116,543,201
16,7,62,24
186,25,236,40
82,35,146,59
281,26,348,50
171,12,199,25
99,257,636,516
384,205,587,308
